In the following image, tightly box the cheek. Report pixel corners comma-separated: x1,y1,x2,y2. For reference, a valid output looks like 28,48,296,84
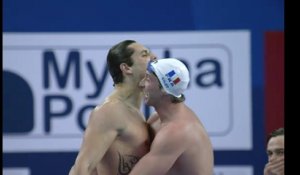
141,63,148,72
151,85,161,94
145,83,156,92
137,64,147,74
137,59,147,66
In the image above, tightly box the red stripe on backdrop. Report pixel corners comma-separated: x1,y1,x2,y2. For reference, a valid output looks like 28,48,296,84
264,31,284,138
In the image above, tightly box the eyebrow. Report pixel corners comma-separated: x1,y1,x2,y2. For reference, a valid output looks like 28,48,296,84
140,50,149,55
267,148,284,152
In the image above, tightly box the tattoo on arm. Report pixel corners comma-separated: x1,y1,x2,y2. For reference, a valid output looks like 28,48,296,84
118,152,140,175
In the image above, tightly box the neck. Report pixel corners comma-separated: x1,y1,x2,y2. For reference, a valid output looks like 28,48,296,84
112,83,143,109
154,99,184,123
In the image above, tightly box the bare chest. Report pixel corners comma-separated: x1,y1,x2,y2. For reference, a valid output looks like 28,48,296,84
99,118,151,175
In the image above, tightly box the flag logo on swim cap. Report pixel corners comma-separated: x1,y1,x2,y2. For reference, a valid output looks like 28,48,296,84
166,70,181,86
148,58,190,98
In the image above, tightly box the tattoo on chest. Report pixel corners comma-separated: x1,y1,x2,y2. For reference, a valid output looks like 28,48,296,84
118,152,140,175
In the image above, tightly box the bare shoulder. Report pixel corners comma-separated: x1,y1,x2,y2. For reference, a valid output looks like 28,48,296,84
87,100,127,131
149,122,191,155
159,120,205,145
155,122,188,144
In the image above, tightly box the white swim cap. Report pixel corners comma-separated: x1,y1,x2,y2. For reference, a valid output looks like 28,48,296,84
147,58,190,98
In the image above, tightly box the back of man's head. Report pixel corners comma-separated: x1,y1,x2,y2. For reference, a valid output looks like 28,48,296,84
107,40,136,85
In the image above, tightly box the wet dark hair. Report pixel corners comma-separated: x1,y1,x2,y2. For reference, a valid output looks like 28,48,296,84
170,94,185,103
107,40,136,85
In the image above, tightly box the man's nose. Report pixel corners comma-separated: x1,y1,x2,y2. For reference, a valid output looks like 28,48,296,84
269,154,278,162
150,53,157,61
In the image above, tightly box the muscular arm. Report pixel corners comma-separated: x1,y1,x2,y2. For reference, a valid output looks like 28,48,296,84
69,106,120,175
129,124,185,175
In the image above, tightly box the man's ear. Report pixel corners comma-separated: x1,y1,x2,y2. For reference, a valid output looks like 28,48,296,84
120,63,133,74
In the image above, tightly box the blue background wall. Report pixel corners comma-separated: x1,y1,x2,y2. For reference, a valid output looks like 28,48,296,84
3,0,284,174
